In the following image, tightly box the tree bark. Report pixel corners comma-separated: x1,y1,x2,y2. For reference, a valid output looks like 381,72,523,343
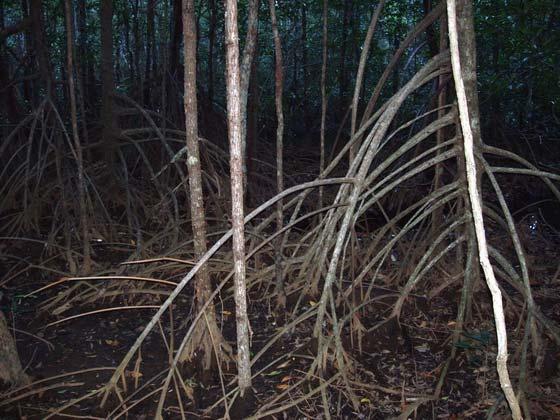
301,3,309,132
0,312,29,386
239,0,259,188
29,0,51,98
178,0,228,371
144,0,156,106
224,0,252,396
269,0,285,309
64,0,91,274
338,0,351,116
319,0,328,209
447,0,522,418
207,0,217,103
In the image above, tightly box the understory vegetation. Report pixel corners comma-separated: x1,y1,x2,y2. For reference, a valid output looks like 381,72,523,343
1,0,559,418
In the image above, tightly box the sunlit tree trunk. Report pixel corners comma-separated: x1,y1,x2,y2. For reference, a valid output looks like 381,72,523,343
269,0,285,309
224,0,252,396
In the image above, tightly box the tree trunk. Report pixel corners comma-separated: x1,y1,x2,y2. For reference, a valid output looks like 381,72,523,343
246,41,259,207
269,0,285,309
144,0,156,106
239,0,259,188
169,0,183,117
224,0,252,397
207,0,217,103
0,312,29,387
431,9,448,238
77,0,87,100
29,0,51,98
448,0,522,418
100,0,118,171
178,0,229,372
64,0,91,274
338,0,351,116
301,3,309,132
319,0,328,209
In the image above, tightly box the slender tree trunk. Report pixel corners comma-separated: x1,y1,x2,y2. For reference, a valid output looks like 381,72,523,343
246,40,259,207
29,0,51,98
239,0,259,189
64,0,91,274
207,0,217,103
224,0,252,396
169,0,183,118
432,10,448,237
268,0,285,309
349,0,386,160
423,0,438,58
122,4,135,89
100,0,117,170
448,0,522,418
179,0,229,371
145,0,155,106
301,3,309,133
20,0,32,103
319,0,328,210
132,0,142,102
77,0,87,101
0,5,23,123
338,0,351,116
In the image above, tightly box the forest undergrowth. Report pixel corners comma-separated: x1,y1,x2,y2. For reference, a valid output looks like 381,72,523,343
1,1,560,419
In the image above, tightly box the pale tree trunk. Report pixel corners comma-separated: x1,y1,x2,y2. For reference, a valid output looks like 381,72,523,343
447,0,522,418
239,0,259,189
64,0,91,274
224,0,252,396
319,0,328,210
178,0,230,371
268,0,285,309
